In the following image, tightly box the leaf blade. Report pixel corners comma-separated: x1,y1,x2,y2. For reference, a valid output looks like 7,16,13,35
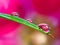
0,14,49,34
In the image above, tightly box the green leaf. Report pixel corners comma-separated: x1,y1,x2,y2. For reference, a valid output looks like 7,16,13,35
0,13,49,35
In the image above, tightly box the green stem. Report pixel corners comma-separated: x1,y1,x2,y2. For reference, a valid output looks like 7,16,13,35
0,13,50,35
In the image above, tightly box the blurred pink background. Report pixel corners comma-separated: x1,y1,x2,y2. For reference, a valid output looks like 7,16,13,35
0,0,60,45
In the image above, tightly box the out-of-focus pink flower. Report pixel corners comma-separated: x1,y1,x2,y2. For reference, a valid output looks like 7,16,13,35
0,0,60,45
32,0,60,14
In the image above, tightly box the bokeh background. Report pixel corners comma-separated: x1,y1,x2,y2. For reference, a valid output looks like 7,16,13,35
0,0,60,45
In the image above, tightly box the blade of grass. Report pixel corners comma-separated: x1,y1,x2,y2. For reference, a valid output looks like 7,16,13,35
0,13,50,34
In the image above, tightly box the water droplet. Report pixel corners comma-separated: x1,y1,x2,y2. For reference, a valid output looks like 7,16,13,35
27,19,32,23
11,12,19,17
38,23,50,33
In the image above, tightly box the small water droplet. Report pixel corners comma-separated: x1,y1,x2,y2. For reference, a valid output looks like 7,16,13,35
27,19,33,23
11,12,19,17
